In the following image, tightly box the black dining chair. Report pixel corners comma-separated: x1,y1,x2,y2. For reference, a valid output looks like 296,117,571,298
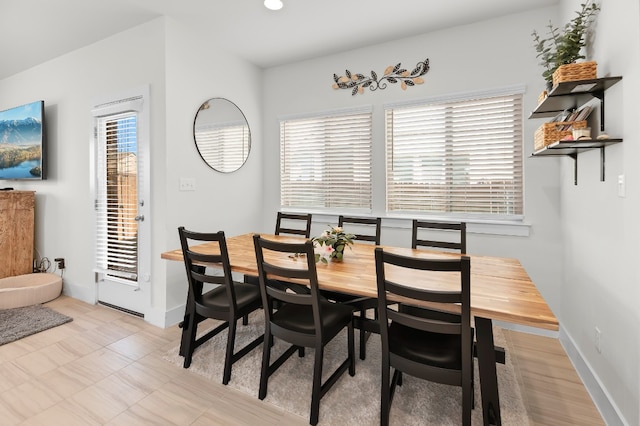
245,212,313,289
338,215,381,245
275,212,313,237
253,234,355,426
375,247,474,426
178,227,264,385
322,215,381,360
411,219,467,253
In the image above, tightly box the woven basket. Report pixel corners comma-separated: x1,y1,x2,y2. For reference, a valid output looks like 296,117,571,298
552,61,597,87
534,121,587,151
537,90,548,105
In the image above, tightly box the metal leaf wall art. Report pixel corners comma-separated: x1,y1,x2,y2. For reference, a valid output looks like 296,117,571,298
332,58,430,96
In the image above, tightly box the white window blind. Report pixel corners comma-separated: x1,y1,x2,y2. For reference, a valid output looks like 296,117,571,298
385,92,523,219
280,109,372,210
195,121,249,172
93,101,140,281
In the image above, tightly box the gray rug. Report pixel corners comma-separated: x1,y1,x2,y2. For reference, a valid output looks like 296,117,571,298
164,312,528,425
0,304,73,346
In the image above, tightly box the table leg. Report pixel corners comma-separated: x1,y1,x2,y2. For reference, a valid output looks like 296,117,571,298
475,316,502,426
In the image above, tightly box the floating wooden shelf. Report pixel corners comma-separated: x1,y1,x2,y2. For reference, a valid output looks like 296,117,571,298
530,77,622,118
531,138,622,156
529,76,623,185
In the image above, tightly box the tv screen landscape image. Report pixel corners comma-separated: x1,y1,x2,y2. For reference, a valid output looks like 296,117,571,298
0,100,46,180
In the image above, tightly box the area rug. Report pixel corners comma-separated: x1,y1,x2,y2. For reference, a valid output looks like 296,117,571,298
163,312,528,425
0,304,73,346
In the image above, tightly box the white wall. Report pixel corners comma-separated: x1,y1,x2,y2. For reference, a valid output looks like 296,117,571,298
262,7,566,317
158,17,264,324
558,0,640,424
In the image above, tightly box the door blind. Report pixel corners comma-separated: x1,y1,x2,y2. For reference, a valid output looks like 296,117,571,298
94,111,139,281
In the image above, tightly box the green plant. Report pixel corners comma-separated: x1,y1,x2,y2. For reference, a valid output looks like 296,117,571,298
532,2,600,83
311,225,355,263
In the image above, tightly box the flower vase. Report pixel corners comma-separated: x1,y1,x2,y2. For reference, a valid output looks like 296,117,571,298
332,243,345,261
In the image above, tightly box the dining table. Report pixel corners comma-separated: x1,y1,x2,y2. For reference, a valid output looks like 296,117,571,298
161,232,558,426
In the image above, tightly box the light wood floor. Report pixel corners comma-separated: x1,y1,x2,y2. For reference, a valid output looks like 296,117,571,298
0,296,603,425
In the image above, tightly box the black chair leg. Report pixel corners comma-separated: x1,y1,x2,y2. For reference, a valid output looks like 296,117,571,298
359,307,367,360
182,310,198,368
348,322,355,376
463,376,472,426
222,318,237,385
259,329,272,400
381,361,391,426
310,346,323,426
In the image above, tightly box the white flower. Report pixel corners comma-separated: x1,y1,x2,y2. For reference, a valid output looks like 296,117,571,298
313,240,335,263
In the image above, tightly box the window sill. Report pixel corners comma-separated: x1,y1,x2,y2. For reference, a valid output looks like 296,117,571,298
300,211,530,237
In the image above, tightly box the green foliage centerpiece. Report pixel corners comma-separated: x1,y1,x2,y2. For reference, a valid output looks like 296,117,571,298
532,2,600,84
311,225,355,263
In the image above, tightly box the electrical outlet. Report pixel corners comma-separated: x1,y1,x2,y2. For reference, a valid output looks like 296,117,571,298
618,175,626,197
179,177,196,191
54,257,65,269
595,327,601,353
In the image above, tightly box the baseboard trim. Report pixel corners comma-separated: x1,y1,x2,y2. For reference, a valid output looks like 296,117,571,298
165,304,185,327
144,303,185,328
493,320,559,338
559,328,627,426
62,281,96,305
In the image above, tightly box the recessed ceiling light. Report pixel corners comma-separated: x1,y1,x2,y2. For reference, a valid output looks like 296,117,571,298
264,0,283,11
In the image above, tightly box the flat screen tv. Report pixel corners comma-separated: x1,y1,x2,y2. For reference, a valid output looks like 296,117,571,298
0,100,46,180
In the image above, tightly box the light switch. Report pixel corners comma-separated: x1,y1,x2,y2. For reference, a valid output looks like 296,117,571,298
617,175,625,197
179,177,196,191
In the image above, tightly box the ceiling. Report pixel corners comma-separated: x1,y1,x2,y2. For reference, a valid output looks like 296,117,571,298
0,0,558,80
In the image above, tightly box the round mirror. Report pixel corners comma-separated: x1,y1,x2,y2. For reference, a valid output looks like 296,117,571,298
193,98,251,173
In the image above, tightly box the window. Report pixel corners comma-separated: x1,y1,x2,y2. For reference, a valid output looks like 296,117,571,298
385,89,523,219
280,108,372,211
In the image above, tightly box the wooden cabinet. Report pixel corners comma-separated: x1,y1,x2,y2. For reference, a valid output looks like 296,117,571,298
0,191,35,278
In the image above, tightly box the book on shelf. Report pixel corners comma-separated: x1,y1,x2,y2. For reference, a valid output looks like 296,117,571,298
575,105,592,122
557,105,592,130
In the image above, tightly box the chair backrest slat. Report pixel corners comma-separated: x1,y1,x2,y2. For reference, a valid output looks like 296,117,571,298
178,227,237,307
253,234,322,321
338,215,381,245
275,212,312,237
375,247,471,337
411,220,467,253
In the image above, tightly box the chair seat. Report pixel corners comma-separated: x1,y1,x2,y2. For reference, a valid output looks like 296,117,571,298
198,282,261,310
389,322,462,370
272,300,353,337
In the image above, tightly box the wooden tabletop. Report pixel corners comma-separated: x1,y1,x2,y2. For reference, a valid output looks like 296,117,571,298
162,233,558,331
